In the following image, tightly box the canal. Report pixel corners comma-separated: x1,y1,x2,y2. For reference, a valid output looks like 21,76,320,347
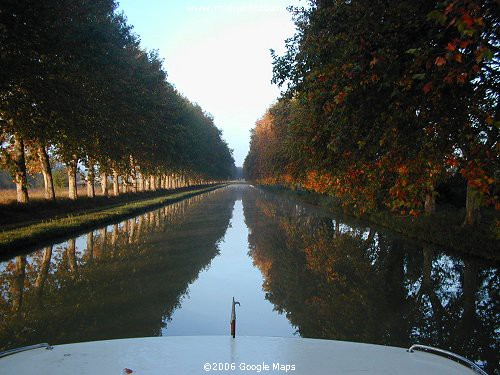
0,185,498,373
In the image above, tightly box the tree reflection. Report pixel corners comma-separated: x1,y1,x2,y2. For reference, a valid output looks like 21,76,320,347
243,188,499,374
0,188,233,352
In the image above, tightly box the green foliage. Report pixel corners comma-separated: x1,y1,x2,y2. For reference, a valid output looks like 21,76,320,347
52,168,68,189
0,0,234,191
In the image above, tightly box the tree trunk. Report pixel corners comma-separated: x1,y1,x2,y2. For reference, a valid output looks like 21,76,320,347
138,171,144,192
37,142,55,201
129,156,137,193
111,224,119,247
10,256,26,314
67,156,78,200
462,258,478,323
424,193,436,216
136,215,143,240
101,172,108,196
131,172,137,193
122,176,128,194
67,238,77,272
13,135,29,203
128,218,135,243
97,228,107,259
112,170,119,196
86,232,94,261
150,175,156,191
463,182,481,226
35,246,52,300
87,159,95,198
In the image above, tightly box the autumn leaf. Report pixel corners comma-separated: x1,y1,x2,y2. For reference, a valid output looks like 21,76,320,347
443,74,454,84
462,14,474,28
457,73,468,84
446,43,456,51
459,40,470,49
423,82,433,94
435,56,447,67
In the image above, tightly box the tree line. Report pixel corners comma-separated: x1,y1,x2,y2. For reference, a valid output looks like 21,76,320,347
0,0,235,203
244,0,498,226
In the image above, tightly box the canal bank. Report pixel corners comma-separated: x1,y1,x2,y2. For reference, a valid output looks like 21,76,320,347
0,184,225,256
257,185,499,262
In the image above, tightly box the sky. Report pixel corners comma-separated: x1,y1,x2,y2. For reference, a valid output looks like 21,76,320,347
117,0,302,167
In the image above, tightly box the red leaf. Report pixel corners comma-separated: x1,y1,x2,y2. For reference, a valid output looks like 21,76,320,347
446,43,456,51
435,56,447,67
457,73,468,84
462,14,474,28
423,82,433,94
443,74,454,84
459,40,470,49
123,369,134,374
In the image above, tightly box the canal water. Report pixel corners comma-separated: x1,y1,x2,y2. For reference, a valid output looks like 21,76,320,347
0,185,498,373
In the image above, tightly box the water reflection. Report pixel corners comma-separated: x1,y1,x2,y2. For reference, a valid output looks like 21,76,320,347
0,188,233,351
241,187,499,374
0,185,498,374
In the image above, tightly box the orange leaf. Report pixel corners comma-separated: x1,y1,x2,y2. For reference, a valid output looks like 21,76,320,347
446,43,456,51
423,82,433,94
454,53,462,63
435,56,447,67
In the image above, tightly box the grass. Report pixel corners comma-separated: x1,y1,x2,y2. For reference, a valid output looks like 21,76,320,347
0,185,224,255
0,187,84,204
260,185,499,262
0,187,200,229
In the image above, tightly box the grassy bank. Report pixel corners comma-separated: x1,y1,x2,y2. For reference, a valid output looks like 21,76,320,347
260,185,499,262
0,185,224,255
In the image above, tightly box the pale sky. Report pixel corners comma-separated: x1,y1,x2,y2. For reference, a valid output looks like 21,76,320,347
117,0,302,166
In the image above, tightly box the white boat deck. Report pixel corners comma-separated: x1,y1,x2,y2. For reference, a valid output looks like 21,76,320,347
0,336,483,374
